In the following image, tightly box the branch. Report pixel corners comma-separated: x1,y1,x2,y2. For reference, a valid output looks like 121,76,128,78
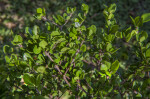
63,75,71,87
42,16,60,27
45,51,54,62
76,79,89,95
45,51,63,75
60,12,74,30
55,65,62,75
82,60,96,66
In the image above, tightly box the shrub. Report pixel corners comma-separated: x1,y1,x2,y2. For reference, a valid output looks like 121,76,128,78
2,3,150,98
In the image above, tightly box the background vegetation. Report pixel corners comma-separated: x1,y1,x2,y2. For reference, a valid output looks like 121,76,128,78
0,0,150,98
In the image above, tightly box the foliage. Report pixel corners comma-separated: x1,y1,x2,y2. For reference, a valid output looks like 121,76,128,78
1,3,150,99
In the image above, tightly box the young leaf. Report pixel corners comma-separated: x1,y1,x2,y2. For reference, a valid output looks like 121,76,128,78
13,35,23,43
33,25,38,35
37,8,43,14
82,4,89,14
142,13,150,23
51,31,60,36
110,60,119,74
39,40,48,48
106,43,112,52
33,45,41,54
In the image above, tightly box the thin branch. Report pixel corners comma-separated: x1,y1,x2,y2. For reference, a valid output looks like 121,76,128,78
60,12,74,30
55,65,63,75
76,79,89,95
45,51,54,62
82,60,96,66
45,51,63,75
42,16,59,27
63,75,71,87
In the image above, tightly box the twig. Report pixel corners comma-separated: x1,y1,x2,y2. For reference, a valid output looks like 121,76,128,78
82,60,96,66
60,12,74,30
45,51,62,75
76,79,89,95
55,65,63,75
42,16,59,27
63,75,71,87
45,51,54,62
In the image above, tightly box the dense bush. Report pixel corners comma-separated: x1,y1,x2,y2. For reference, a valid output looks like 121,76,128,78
1,3,150,98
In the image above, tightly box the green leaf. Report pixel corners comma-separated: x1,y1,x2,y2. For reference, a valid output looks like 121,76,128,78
101,64,108,71
33,25,38,35
130,16,136,26
126,33,132,42
106,43,112,51
36,74,43,86
3,45,13,54
74,18,79,22
54,58,60,64
108,3,116,13
23,53,33,61
46,22,51,31
82,4,89,14
139,31,148,42
126,30,136,42
13,35,23,43
75,22,80,27
39,40,48,48
51,31,60,36
142,13,150,23
23,74,35,85
61,47,70,52
80,44,86,52
57,15,64,23
37,66,46,73
146,48,150,58
110,60,119,74
135,16,143,27
88,25,96,34
37,8,42,14
33,45,41,54
5,56,10,63
67,7,70,14
110,25,119,34
76,70,82,77
115,32,123,38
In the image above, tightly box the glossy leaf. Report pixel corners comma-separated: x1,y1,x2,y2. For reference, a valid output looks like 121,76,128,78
37,8,42,14
142,13,150,23
110,60,119,74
